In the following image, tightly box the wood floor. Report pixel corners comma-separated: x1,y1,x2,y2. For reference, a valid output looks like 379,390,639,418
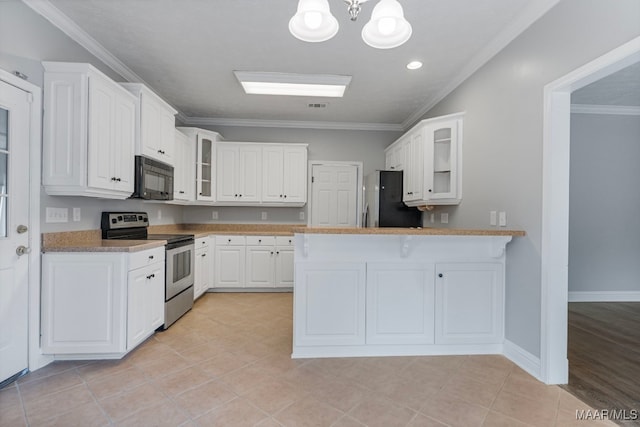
564,302,640,425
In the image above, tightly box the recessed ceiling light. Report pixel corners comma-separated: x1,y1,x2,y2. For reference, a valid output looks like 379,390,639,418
406,61,423,70
234,71,352,97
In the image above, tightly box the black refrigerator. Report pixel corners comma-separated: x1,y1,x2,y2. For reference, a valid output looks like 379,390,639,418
364,170,422,227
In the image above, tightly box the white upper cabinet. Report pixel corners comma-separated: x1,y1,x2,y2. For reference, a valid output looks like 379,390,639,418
120,83,177,165
262,145,308,206
216,143,262,203
385,112,463,206
173,129,195,202
43,62,136,199
176,127,222,202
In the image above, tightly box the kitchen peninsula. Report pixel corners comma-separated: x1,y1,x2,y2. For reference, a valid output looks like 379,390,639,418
291,227,525,359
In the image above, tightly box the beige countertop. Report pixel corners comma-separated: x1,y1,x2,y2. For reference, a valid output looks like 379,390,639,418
42,239,166,253
291,227,526,237
41,224,299,252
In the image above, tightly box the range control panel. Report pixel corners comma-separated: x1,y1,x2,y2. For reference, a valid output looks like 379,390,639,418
101,212,149,230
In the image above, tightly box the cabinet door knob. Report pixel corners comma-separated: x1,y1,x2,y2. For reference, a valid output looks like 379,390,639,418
116,178,121,182
111,177,117,181
284,195,287,198
228,239,231,243
258,239,261,243
148,255,154,260
428,189,432,193
280,195,283,198
270,251,274,255
146,273,155,280
276,251,280,255
438,273,443,278
201,253,206,257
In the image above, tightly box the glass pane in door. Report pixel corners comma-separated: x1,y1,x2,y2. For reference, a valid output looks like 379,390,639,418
0,107,8,238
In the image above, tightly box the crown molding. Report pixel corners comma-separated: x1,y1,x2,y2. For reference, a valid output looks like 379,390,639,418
22,0,149,85
180,116,403,132
571,104,640,116
401,0,562,130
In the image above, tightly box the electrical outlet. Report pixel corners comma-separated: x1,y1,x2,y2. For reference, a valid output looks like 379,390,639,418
490,211,497,226
261,211,268,221
440,213,449,224
211,210,219,220
157,209,162,220
299,211,305,221
73,207,81,222
45,207,68,223
499,211,507,227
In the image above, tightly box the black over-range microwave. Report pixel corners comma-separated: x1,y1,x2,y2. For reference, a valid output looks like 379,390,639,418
131,155,174,200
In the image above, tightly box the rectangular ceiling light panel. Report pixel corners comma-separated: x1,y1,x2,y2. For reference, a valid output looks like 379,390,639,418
234,71,352,97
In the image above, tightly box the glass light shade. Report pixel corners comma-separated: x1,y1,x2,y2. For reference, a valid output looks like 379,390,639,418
289,0,339,43
361,0,412,49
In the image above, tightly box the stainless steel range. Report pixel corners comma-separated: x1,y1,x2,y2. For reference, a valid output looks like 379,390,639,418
101,212,195,329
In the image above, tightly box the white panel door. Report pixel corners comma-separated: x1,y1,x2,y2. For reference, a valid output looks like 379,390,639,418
310,164,358,227
435,263,503,344
262,146,284,202
275,247,294,287
366,264,435,345
216,144,238,201
0,80,30,384
87,75,115,190
127,267,149,350
214,246,245,287
238,145,261,201
246,246,275,287
282,146,307,203
112,91,135,193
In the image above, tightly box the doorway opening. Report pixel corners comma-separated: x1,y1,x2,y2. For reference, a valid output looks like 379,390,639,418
541,36,640,385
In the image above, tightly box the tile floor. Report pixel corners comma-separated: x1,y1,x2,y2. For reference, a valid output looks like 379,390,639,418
0,293,615,427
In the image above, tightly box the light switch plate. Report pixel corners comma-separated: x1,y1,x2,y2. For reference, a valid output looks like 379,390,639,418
261,211,267,221
45,207,68,223
440,213,449,224
211,211,219,220
299,211,305,221
499,211,507,227
490,211,497,226
73,207,81,222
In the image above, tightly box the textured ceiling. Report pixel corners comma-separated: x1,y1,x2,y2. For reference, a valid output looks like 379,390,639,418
572,61,640,106
42,0,555,128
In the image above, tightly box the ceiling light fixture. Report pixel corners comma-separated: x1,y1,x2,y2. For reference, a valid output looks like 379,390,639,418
234,71,352,97
406,60,423,70
289,0,412,49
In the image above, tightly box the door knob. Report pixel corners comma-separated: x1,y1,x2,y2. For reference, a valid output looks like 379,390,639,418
17,225,28,234
16,246,31,256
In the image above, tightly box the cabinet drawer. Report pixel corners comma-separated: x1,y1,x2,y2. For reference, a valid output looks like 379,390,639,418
129,247,165,271
275,236,294,247
214,235,246,246
246,236,276,246
196,237,210,248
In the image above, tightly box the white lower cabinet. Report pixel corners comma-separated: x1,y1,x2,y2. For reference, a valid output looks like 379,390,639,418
214,236,246,288
213,235,294,289
42,247,165,358
246,237,276,287
434,263,503,344
294,260,504,351
127,260,165,350
274,237,295,287
366,263,435,345
294,262,366,346
194,237,211,300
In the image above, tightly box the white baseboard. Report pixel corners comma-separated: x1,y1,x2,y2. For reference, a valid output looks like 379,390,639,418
568,291,640,302
503,339,542,381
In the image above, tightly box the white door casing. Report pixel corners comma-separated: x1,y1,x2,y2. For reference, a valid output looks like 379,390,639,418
0,79,30,384
309,162,362,227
